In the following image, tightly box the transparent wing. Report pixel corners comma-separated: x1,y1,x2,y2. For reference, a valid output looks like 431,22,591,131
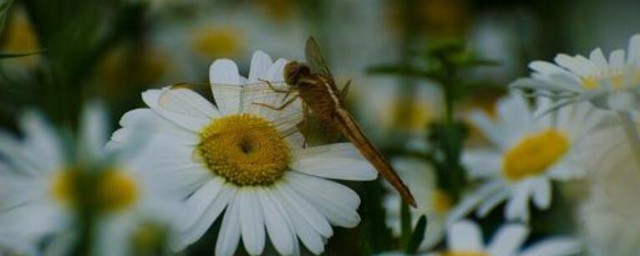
305,37,334,80
157,81,304,140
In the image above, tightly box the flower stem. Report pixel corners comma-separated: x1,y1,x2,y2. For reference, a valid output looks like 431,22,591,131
618,111,640,168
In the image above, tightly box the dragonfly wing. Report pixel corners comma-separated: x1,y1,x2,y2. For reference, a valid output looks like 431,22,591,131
335,109,417,207
305,37,334,80
160,81,303,137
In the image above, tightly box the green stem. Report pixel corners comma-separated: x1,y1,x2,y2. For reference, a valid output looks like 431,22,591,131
399,201,411,248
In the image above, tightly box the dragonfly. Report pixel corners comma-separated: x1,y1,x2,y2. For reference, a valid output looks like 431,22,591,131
259,37,417,207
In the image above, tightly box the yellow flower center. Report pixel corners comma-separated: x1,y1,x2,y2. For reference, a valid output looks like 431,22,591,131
199,114,290,186
502,129,569,181
581,77,599,90
51,168,139,213
97,170,139,212
440,252,488,256
190,26,243,59
132,223,167,253
432,190,452,214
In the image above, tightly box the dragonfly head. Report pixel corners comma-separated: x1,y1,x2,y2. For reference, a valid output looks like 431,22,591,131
283,61,311,87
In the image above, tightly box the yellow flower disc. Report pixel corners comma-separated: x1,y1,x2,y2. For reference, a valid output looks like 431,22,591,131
502,129,569,181
199,113,290,186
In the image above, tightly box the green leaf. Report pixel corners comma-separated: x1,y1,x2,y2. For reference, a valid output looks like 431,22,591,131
0,49,45,59
405,215,427,254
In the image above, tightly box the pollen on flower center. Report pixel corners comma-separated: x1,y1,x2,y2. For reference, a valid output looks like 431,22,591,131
502,129,569,181
198,113,291,186
432,190,452,214
51,168,139,213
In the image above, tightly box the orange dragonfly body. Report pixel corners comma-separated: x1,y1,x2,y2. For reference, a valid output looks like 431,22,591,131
273,37,417,207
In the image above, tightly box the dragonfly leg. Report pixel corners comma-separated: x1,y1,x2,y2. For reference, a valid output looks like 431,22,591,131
258,78,290,93
252,95,299,111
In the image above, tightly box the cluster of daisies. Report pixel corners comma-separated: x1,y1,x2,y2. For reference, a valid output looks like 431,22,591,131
383,34,640,256
1,33,640,256
0,51,378,255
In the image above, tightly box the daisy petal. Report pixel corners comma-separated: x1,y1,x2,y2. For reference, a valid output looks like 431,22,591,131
238,188,266,255
248,51,273,82
532,178,552,209
215,193,241,256
520,238,581,256
447,220,484,251
273,182,333,237
257,187,295,255
173,178,229,250
292,143,377,181
210,59,241,115
142,89,210,132
273,184,329,254
487,224,529,256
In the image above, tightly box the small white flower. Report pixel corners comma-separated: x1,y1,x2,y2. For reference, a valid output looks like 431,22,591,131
111,51,378,255
511,34,640,111
579,122,640,256
0,104,180,256
453,93,605,222
383,157,449,250
427,220,581,256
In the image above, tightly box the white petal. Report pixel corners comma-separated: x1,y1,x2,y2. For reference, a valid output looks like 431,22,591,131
628,34,640,63
477,189,509,217
446,181,504,224
462,149,502,179
79,102,108,160
18,112,64,173
505,181,533,221
609,49,625,70
469,110,507,149
112,108,199,146
267,58,288,82
157,87,221,119
273,182,333,237
589,48,609,70
273,184,328,254
238,189,266,255
520,238,581,256
248,51,273,82
532,178,552,209
286,172,361,227
292,143,377,180
487,224,529,256
447,220,484,251
257,187,295,255
215,192,241,256
172,178,229,250
209,59,242,114
554,54,588,76
142,89,210,132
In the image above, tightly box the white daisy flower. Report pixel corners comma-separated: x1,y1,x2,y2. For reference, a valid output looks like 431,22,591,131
110,51,378,255
0,103,181,256
579,120,640,256
383,157,450,251
427,220,581,256
452,93,605,222
511,34,640,111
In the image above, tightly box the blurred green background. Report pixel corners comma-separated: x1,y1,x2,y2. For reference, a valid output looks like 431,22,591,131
0,0,637,254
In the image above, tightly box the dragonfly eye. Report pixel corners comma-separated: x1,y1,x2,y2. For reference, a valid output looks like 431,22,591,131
284,61,311,86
